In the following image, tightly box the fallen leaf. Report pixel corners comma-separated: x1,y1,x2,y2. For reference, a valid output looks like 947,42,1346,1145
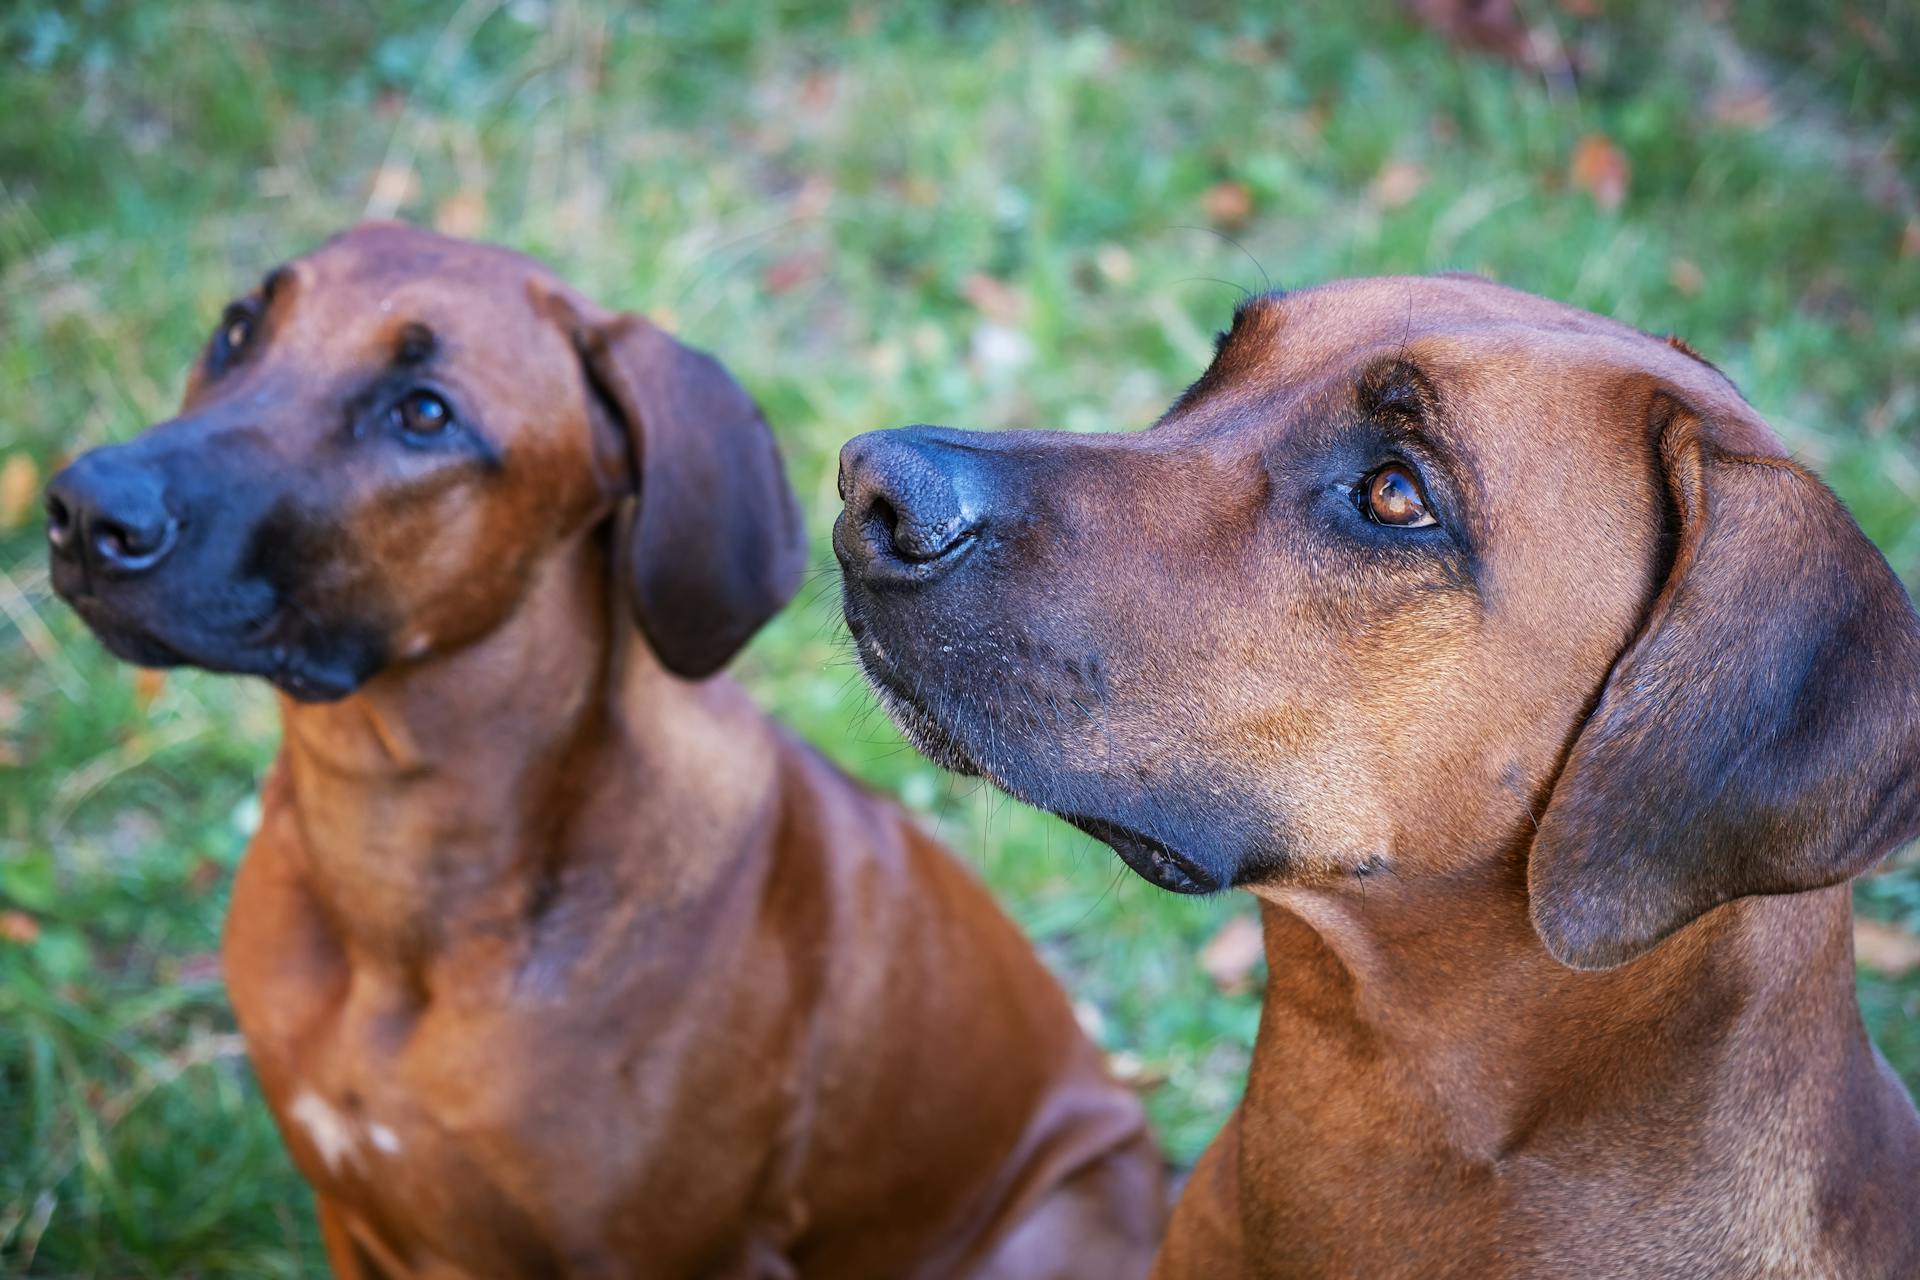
174,951,224,984
1844,12,1896,59
433,189,488,239
189,857,224,897
367,164,421,214
1095,244,1136,287
1407,0,1534,64
1200,913,1264,995
796,69,838,115
1106,1049,1168,1091
962,274,1026,326
0,453,39,530
1856,918,1920,977
763,251,827,296
1668,258,1705,297
896,175,939,208
0,910,39,945
1227,36,1268,66
1369,160,1428,210
1570,133,1629,212
1202,180,1254,230
790,175,835,219
1709,84,1775,129
133,668,167,710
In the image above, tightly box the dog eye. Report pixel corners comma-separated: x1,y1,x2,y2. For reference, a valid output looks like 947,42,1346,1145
1360,464,1435,528
392,390,453,437
212,305,257,369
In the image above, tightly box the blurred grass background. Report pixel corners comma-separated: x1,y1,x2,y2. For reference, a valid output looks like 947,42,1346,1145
2,1,1917,1274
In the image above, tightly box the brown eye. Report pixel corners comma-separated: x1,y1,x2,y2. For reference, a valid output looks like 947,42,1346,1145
1363,464,1435,527
392,389,453,437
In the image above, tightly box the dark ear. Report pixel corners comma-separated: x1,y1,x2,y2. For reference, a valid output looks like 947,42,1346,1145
569,308,807,679
1529,398,1920,970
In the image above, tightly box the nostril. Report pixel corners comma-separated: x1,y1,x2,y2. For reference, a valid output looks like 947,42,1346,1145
91,514,178,573
862,493,901,549
868,493,975,564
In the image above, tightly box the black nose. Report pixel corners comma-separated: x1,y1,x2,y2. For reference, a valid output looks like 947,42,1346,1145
836,428,989,580
45,450,180,580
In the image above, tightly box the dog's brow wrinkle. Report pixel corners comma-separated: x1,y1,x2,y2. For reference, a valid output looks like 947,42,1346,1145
395,323,437,365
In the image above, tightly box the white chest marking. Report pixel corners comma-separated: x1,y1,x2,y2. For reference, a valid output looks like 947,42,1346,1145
289,1090,359,1172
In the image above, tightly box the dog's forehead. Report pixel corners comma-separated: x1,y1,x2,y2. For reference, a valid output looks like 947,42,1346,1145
304,220,547,287
1241,276,1661,376
274,223,571,356
1205,275,1777,454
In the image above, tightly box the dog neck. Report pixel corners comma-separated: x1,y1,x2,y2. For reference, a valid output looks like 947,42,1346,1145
1250,863,1878,1179
267,526,779,978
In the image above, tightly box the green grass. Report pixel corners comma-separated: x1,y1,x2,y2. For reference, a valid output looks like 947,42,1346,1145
3,2,1918,1274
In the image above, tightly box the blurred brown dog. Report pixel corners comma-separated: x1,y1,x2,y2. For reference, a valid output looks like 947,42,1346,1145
47,223,1164,1278
835,275,1920,1278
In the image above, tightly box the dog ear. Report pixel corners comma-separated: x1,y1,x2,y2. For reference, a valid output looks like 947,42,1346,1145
1528,396,1920,970
556,301,807,680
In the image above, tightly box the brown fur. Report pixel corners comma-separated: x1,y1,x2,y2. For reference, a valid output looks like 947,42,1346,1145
834,275,1920,1278
49,223,1164,1278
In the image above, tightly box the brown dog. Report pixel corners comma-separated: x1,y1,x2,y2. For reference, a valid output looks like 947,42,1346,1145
46,222,1164,1278
834,275,1920,1278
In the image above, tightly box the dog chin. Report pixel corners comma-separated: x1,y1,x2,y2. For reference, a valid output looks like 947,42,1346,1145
72,600,378,704
859,662,984,777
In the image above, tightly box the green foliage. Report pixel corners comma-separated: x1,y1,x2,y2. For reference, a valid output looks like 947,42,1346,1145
2,1,1916,1273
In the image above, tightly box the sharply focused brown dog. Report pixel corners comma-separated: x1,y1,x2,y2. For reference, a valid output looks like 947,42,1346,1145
835,275,1920,1277
46,222,1164,1278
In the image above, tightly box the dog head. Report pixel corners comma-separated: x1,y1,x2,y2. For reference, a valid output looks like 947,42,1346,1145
49,221,804,700
836,276,1920,968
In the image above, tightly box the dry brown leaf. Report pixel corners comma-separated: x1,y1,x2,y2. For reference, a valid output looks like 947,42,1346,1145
1369,160,1428,211
790,175,835,220
0,453,39,530
174,951,224,984
1408,0,1528,58
1855,918,1920,977
1570,134,1629,212
1106,1049,1168,1092
1200,913,1265,995
1095,244,1136,286
367,165,421,213
1668,258,1705,297
796,70,838,115
763,251,827,296
433,189,488,239
0,909,39,945
133,668,167,710
1710,84,1776,130
896,175,939,208
962,274,1026,326
1202,180,1254,230
188,857,224,897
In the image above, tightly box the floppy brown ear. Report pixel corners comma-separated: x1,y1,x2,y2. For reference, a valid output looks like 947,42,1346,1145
1528,397,1920,970
566,308,807,679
